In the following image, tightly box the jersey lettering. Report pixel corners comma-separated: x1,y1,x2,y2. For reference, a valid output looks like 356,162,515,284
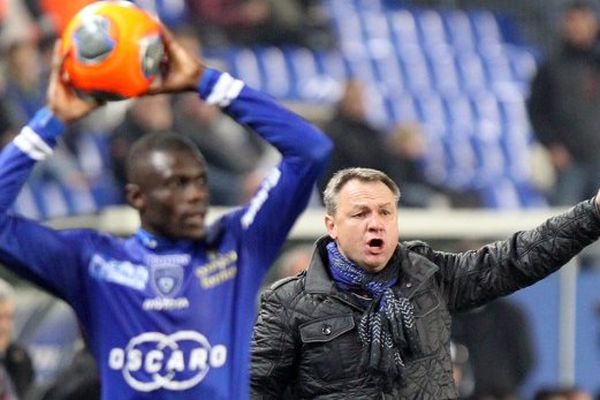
109,331,227,392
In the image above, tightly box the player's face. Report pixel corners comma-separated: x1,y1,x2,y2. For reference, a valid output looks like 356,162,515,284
137,148,209,240
325,179,399,272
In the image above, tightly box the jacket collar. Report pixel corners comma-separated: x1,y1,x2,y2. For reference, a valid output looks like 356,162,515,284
305,236,337,294
305,236,438,299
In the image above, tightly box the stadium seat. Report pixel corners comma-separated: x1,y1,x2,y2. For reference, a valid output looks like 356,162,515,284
210,0,546,208
455,52,488,93
225,48,263,90
442,10,476,51
415,9,448,49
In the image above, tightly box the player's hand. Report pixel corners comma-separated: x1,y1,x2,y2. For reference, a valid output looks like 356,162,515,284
148,26,205,94
46,41,100,123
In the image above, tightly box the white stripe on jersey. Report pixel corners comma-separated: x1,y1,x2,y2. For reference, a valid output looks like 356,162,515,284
241,167,282,229
13,126,54,160
206,73,245,107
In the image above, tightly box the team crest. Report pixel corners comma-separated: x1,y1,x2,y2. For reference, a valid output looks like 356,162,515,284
151,264,183,297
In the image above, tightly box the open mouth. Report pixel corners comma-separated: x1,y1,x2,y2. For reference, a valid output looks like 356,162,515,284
368,238,384,249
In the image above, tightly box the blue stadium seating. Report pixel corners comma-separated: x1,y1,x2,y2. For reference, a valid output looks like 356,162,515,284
13,0,546,217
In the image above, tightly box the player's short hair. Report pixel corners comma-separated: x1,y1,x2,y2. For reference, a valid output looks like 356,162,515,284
125,132,205,183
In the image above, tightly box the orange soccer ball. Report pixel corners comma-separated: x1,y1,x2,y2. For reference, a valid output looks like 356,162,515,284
61,1,165,100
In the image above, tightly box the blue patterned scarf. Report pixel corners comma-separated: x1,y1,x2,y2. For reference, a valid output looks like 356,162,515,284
327,241,422,383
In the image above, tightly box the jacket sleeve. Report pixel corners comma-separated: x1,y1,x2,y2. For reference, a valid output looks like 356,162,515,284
198,69,333,272
0,109,93,301
251,288,298,398
413,199,600,312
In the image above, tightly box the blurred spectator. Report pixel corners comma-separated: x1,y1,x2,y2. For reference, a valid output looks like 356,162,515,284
39,342,100,400
385,122,450,208
273,244,313,280
0,100,16,150
0,0,36,52
318,80,395,194
448,239,535,400
450,341,474,399
172,93,268,205
187,0,324,47
528,1,600,206
0,279,34,399
4,37,89,192
451,297,535,400
4,38,46,126
319,80,449,207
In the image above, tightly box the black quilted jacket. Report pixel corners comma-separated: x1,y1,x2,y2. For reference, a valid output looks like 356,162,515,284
251,199,600,399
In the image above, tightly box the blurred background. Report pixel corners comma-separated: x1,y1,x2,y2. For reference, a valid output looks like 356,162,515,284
1,0,600,399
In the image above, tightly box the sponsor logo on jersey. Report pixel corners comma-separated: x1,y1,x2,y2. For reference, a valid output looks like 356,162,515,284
145,254,191,266
89,254,148,290
195,251,237,289
151,264,183,297
144,257,190,311
142,297,190,311
109,331,227,392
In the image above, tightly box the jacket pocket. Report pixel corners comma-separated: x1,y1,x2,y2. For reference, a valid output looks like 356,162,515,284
299,314,355,343
411,289,450,356
412,289,440,317
297,314,363,384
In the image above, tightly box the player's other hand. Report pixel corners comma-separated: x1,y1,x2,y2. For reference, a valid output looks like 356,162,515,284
47,41,100,124
148,26,205,95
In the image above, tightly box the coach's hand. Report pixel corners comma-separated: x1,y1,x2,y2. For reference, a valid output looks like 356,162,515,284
46,41,100,124
148,26,205,95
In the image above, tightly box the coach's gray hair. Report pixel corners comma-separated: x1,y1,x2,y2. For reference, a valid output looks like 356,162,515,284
323,167,400,215
0,278,15,303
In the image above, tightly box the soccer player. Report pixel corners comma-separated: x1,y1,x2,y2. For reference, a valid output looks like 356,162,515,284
0,30,332,400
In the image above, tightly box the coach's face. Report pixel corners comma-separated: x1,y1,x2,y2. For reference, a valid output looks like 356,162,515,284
129,148,209,240
325,179,399,272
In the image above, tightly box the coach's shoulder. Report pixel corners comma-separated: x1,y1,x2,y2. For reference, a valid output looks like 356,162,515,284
270,270,306,291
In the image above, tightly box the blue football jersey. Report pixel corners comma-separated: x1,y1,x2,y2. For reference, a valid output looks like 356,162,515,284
0,69,332,400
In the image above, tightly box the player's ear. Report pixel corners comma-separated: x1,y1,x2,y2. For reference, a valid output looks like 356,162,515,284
125,183,144,210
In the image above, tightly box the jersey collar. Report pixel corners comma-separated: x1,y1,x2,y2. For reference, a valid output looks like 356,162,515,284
135,228,199,252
